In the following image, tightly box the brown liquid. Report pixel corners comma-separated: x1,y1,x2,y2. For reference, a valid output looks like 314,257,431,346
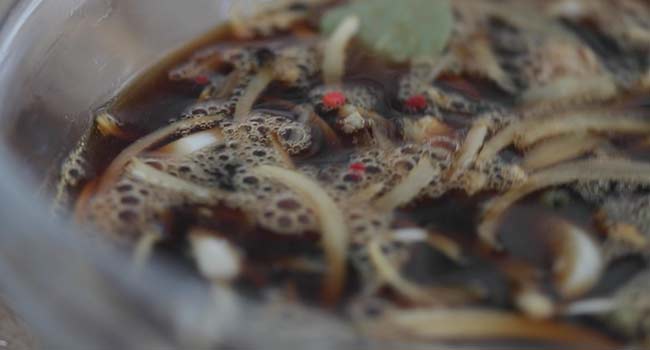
59,1,650,348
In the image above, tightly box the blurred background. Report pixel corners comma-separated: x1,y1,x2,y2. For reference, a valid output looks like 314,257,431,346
0,3,37,350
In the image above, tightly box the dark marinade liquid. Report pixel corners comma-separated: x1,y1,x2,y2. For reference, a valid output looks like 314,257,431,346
58,1,650,348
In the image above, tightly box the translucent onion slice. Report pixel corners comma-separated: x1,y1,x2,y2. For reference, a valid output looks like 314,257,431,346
269,132,295,169
475,120,521,164
551,219,604,299
516,112,650,149
132,229,163,273
374,157,438,212
190,229,242,281
98,114,226,193
234,67,274,121
479,158,650,248
350,182,386,205
254,165,349,303
522,76,617,105
477,110,650,163
127,159,222,202
391,228,428,243
514,288,555,320
562,298,617,316
452,33,516,93
368,238,432,304
368,238,474,306
322,16,360,85
428,233,463,263
448,120,489,181
362,308,619,347
521,133,602,172
391,228,463,262
154,128,224,156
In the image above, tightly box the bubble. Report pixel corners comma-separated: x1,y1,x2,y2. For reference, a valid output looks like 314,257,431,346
573,179,649,205
116,184,133,193
255,193,317,235
120,196,140,205
242,176,259,185
118,210,138,223
277,197,301,211
181,100,233,120
85,175,186,240
466,158,526,193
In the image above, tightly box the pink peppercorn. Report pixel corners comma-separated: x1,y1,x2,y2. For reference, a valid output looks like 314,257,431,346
349,162,366,173
322,91,347,109
405,94,428,112
194,75,210,85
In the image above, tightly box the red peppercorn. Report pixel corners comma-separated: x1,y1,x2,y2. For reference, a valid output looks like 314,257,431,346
194,75,210,85
322,91,347,109
405,94,428,112
349,162,366,173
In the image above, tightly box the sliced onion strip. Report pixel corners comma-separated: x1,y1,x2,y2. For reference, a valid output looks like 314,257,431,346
552,219,604,299
234,68,274,121
374,157,438,212
190,228,242,282
362,308,619,347
448,120,489,181
476,120,521,163
516,112,650,149
154,128,224,156
480,158,650,248
269,132,296,169
522,75,617,105
368,238,432,303
131,230,163,274
368,238,473,306
521,133,602,172
254,165,349,303
323,16,360,85
127,159,221,201
98,114,225,193
478,110,650,163
562,298,617,316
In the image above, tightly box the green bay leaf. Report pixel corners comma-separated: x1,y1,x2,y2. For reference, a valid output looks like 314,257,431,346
321,0,454,62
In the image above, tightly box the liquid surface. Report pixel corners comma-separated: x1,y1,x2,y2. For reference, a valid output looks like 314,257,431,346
57,0,650,348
